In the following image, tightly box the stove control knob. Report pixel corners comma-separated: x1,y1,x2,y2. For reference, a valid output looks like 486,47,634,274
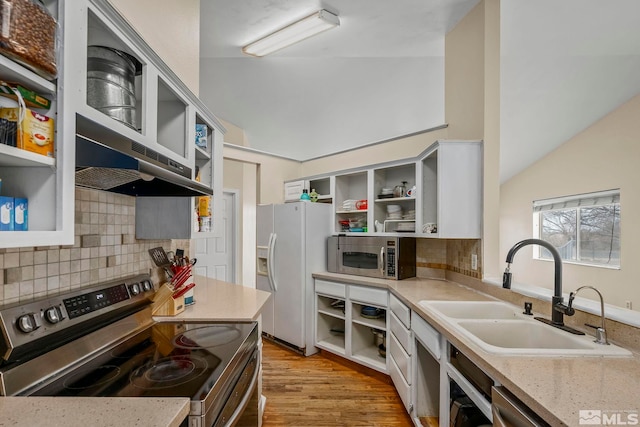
17,313,41,333
44,306,63,324
141,280,152,292
129,283,140,296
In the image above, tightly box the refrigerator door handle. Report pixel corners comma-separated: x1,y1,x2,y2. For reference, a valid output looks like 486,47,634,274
267,233,278,292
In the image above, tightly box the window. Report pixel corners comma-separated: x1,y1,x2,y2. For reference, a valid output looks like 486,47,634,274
533,189,620,267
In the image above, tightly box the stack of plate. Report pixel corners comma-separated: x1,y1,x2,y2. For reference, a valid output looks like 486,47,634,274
342,199,357,210
403,209,416,220
387,204,402,219
378,188,394,199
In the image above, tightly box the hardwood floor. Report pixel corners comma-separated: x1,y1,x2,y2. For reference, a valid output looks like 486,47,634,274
261,339,413,427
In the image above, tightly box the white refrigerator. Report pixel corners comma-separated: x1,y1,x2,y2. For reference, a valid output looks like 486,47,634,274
256,202,331,356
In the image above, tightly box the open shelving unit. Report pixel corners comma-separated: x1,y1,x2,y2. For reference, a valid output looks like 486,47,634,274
314,280,389,374
287,140,481,238
316,294,346,356
0,0,75,248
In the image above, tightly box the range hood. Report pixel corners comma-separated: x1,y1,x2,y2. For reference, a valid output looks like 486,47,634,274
75,115,213,197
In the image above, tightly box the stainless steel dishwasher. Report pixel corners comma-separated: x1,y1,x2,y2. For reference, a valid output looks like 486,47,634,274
491,386,549,427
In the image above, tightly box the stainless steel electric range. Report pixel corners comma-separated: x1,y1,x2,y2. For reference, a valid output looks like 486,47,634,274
0,274,259,427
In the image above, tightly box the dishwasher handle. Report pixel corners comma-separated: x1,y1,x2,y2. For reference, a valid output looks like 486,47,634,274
491,386,548,427
492,405,509,427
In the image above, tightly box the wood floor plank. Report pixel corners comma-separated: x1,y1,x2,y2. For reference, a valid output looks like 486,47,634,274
261,340,414,427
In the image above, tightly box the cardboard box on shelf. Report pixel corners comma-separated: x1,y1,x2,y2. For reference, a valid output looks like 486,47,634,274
0,81,51,110
198,196,211,217
0,197,14,231
0,107,54,157
13,198,27,231
195,124,208,149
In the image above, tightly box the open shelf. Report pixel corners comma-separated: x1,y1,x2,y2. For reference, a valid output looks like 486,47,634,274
157,77,188,158
195,145,211,160
352,303,386,330
0,52,56,94
317,295,345,320
375,196,416,203
336,209,368,214
0,144,56,167
316,311,346,355
351,322,386,371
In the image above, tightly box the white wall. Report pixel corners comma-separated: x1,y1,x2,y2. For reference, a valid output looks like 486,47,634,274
301,128,448,177
500,93,640,309
107,0,200,94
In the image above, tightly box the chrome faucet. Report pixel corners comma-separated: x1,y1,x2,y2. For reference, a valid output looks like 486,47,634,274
565,286,610,345
503,238,584,335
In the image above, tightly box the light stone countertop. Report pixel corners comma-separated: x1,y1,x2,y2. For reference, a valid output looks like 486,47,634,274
314,272,640,427
0,397,190,427
0,276,270,427
154,275,271,322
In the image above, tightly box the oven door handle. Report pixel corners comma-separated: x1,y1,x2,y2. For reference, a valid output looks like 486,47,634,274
379,246,385,276
222,356,260,427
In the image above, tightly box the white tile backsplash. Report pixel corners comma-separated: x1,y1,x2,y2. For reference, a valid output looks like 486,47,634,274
0,188,185,305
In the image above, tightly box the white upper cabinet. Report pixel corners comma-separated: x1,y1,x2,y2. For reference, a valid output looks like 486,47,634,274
0,0,225,248
287,139,482,239
418,140,482,238
372,162,418,234
67,0,222,176
0,0,74,248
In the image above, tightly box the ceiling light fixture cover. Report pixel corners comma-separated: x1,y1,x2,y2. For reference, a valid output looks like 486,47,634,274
242,9,340,57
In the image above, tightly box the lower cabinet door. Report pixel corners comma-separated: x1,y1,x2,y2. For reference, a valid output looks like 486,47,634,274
389,331,411,383
389,354,412,414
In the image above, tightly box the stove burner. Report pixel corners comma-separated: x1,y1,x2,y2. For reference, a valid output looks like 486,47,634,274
130,355,208,390
146,358,195,382
173,325,241,349
63,365,121,390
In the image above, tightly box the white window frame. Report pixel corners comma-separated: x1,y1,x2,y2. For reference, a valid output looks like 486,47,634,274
532,189,621,269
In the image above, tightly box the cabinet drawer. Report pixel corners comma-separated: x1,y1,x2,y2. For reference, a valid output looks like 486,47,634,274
349,285,387,307
389,354,411,414
411,312,440,360
389,293,410,328
390,311,412,355
315,280,346,298
389,332,411,384
284,180,305,201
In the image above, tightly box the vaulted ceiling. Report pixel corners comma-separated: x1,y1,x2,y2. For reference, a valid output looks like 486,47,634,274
199,0,640,182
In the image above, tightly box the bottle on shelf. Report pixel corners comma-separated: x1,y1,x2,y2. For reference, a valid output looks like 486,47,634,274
300,189,311,202
309,188,319,202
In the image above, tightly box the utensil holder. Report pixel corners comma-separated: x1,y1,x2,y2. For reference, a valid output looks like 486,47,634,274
151,283,185,316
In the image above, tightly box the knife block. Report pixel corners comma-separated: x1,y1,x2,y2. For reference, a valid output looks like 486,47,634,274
151,283,185,316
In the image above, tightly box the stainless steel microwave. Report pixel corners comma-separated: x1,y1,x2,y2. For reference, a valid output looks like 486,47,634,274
327,236,416,280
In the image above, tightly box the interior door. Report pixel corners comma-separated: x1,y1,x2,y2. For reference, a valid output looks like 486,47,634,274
272,203,305,348
194,192,236,282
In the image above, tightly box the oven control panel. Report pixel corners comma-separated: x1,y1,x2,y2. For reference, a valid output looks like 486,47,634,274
64,284,131,319
0,274,156,361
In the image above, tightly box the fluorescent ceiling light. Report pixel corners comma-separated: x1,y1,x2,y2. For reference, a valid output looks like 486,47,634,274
242,10,340,57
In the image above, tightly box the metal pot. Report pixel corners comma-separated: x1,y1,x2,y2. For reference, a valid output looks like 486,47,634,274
372,329,386,347
87,46,138,129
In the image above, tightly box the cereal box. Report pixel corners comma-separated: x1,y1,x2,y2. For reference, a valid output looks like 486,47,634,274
195,124,208,149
